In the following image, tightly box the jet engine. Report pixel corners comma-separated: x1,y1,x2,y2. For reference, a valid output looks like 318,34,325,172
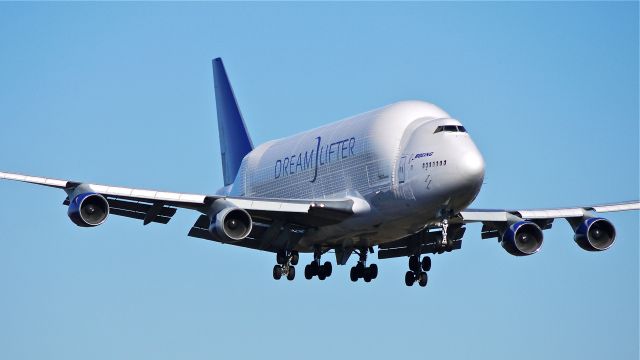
574,217,616,251
501,221,544,256
208,201,253,241
67,192,110,227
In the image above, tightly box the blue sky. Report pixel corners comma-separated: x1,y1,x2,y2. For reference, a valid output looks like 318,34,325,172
0,2,637,359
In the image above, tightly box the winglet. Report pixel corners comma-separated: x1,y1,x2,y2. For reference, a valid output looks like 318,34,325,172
212,58,254,186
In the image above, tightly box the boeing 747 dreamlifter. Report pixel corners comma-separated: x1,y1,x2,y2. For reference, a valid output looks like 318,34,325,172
2,58,638,287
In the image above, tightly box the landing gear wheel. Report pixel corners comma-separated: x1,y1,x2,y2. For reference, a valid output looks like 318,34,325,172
355,262,365,277
323,262,332,277
290,251,299,265
273,265,283,280
421,256,432,272
409,255,421,273
318,268,327,281
304,264,313,280
363,269,372,282
276,251,287,265
310,261,319,275
287,266,296,281
417,271,428,287
369,264,378,279
350,267,358,282
405,271,415,286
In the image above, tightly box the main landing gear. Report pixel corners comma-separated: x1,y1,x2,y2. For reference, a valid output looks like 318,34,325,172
350,248,378,282
273,250,299,281
304,249,333,280
405,255,431,287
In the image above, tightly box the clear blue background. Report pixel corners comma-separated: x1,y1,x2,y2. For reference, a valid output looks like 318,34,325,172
0,2,637,359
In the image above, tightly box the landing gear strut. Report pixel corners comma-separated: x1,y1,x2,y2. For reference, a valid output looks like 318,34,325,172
437,218,454,253
304,249,333,280
350,247,378,282
273,250,298,281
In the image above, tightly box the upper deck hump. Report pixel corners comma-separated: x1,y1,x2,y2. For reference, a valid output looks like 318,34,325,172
251,100,450,154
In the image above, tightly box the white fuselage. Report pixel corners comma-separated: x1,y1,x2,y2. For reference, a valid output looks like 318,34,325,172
225,101,485,251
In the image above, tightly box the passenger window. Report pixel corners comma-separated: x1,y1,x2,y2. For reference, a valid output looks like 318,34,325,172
444,160,447,165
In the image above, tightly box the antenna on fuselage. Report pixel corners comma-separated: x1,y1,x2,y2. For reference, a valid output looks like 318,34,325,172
212,58,254,186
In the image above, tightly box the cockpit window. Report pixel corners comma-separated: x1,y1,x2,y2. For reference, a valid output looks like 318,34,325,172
434,125,465,133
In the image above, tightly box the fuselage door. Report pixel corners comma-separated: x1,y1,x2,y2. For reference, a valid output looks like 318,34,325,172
398,155,407,184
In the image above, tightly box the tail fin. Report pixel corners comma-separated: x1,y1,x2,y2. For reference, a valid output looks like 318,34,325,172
212,58,254,186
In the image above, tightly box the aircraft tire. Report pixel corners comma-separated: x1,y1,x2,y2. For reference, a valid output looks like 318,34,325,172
369,264,378,279
273,265,283,280
418,272,428,287
287,266,296,281
310,261,319,275
409,255,421,273
421,256,432,272
323,262,332,277
304,264,313,280
405,271,415,286
363,268,372,282
355,262,365,278
350,267,358,282
291,251,299,265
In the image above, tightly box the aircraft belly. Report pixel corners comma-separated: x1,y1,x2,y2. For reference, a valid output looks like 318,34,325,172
296,193,444,251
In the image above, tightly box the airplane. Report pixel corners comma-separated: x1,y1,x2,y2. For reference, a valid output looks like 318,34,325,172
1,58,638,287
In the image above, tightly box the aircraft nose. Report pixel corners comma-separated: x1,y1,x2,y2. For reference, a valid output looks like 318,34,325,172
457,146,485,187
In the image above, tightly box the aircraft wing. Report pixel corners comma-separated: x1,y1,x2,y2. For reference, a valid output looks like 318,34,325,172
459,201,640,222
0,171,355,250
457,201,639,242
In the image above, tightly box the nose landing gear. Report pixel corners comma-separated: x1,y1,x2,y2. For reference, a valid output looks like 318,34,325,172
273,250,298,281
404,218,452,287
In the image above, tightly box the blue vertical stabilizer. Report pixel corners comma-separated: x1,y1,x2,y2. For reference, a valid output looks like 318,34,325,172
212,58,254,186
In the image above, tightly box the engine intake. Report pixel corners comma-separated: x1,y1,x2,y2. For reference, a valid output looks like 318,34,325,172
208,202,252,241
68,192,109,227
501,221,544,256
574,217,616,251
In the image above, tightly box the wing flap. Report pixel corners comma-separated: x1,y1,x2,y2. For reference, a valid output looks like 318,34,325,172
109,208,172,224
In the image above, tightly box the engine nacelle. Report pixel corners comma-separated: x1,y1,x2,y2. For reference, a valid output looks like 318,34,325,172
501,221,544,256
208,204,252,241
67,192,109,227
574,217,616,251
